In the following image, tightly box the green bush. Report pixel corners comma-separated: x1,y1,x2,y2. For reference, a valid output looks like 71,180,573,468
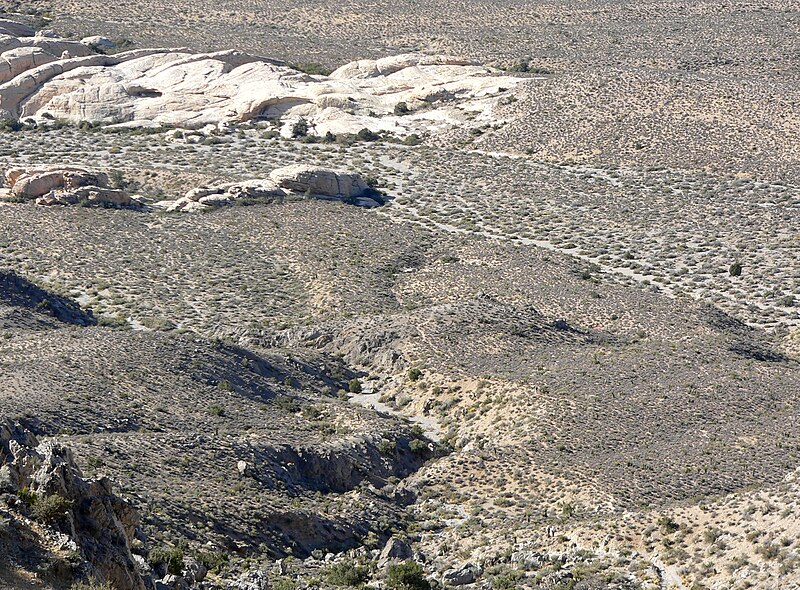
409,439,428,455
292,63,333,76
324,559,369,587
356,128,380,142
386,561,430,590
729,261,743,277
378,440,397,456
292,118,309,138
407,368,423,382
149,546,184,575
195,550,229,573
348,379,363,394
30,493,72,524
70,581,112,590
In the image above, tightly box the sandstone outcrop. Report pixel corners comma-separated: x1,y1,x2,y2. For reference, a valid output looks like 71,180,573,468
4,166,143,208
159,167,380,212
0,420,146,590
269,165,371,199
0,19,520,137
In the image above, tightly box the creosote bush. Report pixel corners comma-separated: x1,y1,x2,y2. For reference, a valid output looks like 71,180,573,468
386,561,430,590
324,559,370,587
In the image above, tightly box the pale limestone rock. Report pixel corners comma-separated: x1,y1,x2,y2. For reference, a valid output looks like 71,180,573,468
81,35,116,51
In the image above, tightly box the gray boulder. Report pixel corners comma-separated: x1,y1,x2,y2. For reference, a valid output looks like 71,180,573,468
378,537,413,567
442,563,482,586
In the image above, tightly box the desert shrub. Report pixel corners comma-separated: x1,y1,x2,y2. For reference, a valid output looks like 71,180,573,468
272,578,297,590
407,368,423,382
409,439,428,455
71,581,112,590
292,118,309,138
356,128,380,142
491,568,523,589
386,561,430,590
394,102,410,115
195,550,229,573
208,404,225,416
0,119,23,132
325,559,369,587
149,546,184,575
729,261,743,276
378,440,397,456
403,134,422,146
658,515,680,535
140,316,176,331
348,379,362,394
31,493,72,524
292,63,332,76
274,396,301,412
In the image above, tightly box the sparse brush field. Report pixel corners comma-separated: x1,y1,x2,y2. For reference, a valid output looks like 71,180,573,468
1,126,796,338
1,179,799,587
1,1,799,588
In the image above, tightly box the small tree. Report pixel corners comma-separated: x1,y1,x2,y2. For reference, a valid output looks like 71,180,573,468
729,261,743,277
292,118,309,138
348,379,362,394
407,367,422,382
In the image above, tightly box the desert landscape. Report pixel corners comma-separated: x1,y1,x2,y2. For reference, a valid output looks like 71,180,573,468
0,2,798,590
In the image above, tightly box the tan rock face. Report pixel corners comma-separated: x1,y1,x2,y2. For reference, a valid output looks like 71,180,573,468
4,166,140,208
7,166,110,199
269,165,370,198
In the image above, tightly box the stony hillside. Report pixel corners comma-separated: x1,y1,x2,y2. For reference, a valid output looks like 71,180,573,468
0,6,798,590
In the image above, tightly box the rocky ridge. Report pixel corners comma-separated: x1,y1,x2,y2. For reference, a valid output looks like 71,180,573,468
0,419,146,590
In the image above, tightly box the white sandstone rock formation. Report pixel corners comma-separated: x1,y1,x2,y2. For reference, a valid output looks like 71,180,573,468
0,19,521,136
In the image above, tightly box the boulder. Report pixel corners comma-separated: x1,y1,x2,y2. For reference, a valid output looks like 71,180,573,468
442,563,482,586
198,194,234,207
82,36,116,51
162,197,209,213
0,19,35,38
378,537,413,567
7,166,109,199
0,19,520,138
269,165,370,199
182,557,207,584
36,186,140,208
220,178,286,200
230,569,270,590
0,46,59,84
